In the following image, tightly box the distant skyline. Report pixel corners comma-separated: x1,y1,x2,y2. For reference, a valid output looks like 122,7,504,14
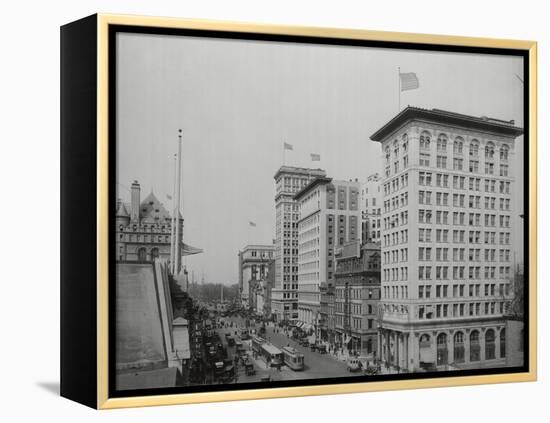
116,32,524,285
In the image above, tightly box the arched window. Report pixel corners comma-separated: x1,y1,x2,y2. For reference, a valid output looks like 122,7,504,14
469,139,479,157
454,137,464,154
420,131,431,150
485,142,495,160
485,329,496,360
437,333,448,365
393,140,399,156
151,247,159,260
470,330,480,361
454,331,465,363
500,328,506,358
385,146,390,163
137,247,147,262
500,144,509,161
402,134,408,152
437,134,448,152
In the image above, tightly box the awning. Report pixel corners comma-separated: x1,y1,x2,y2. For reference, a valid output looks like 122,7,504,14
295,322,304,328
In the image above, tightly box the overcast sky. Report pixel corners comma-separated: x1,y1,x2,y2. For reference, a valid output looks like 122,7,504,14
116,32,524,285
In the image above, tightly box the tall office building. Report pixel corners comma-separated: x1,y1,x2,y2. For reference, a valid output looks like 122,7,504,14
272,166,326,322
361,173,383,244
294,176,361,337
370,107,523,371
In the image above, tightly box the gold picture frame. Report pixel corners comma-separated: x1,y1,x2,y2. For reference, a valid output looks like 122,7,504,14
61,13,537,409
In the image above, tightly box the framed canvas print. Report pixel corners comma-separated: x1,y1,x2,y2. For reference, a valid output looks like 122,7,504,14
60,14,537,409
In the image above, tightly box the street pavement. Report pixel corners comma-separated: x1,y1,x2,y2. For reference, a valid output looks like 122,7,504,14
216,315,365,383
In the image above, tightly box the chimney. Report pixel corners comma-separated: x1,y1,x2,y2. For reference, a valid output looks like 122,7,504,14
131,180,141,222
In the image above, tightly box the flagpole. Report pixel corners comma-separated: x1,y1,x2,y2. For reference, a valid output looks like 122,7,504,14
398,66,401,112
174,129,183,275
283,141,286,166
170,153,176,272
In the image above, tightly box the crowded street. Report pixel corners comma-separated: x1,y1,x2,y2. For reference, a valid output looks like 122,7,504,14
214,314,366,383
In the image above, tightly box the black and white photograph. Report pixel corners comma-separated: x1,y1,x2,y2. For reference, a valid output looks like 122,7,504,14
112,29,527,393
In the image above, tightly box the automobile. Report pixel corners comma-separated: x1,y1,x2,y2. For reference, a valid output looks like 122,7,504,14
260,375,271,382
245,361,256,376
365,365,379,375
316,344,327,354
299,339,309,347
214,361,225,378
346,358,363,373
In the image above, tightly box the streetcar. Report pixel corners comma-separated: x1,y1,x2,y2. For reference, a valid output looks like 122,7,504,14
282,346,305,371
251,335,267,355
259,343,283,367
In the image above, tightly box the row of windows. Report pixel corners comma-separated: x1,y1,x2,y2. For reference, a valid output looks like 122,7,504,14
418,265,510,280
382,229,409,247
418,247,512,262
417,173,511,194
416,301,508,320
383,172,409,195
418,228,511,244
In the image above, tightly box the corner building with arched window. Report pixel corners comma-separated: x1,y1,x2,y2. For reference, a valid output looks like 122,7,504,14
370,107,523,371
115,180,202,266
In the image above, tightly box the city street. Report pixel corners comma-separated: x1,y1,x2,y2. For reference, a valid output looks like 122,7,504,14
216,315,361,383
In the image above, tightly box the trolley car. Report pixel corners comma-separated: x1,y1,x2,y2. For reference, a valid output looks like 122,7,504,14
282,346,305,370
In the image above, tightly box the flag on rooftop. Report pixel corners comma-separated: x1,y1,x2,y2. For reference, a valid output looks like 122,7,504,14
310,153,321,161
166,194,172,200
400,72,419,91
283,142,294,151
249,221,257,227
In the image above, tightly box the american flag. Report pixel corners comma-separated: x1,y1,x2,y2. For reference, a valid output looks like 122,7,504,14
400,72,419,91
283,142,294,151
249,221,257,227
311,153,321,161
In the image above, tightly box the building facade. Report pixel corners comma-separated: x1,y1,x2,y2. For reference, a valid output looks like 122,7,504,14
294,177,361,338
238,244,274,309
361,173,383,244
272,166,327,322
334,240,381,356
252,260,275,318
116,180,181,263
370,107,523,371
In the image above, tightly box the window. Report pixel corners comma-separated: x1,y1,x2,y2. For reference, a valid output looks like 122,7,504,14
454,332,465,363
485,142,495,160
500,328,506,358
485,329,496,360
469,139,479,157
500,145,509,161
454,137,464,154
420,131,431,150
436,155,447,169
420,152,430,167
437,134,448,152
437,333,448,365
453,158,464,171
470,330,480,361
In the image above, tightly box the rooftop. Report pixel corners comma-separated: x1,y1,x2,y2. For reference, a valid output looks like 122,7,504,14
370,106,524,142
274,165,326,180
294,176,333,201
